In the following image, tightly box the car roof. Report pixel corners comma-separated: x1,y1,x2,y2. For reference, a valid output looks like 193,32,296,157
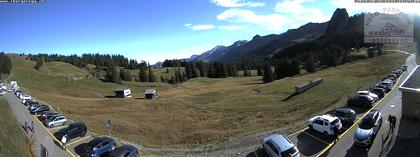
365,110,379,120
265,134,294,151
319,115,339,122
88,137,113,146
336,108,354,113
357,91,369,94
109,145,138,156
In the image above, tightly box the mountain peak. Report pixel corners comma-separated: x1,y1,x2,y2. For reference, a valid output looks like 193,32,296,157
252,34,262,40
325,8,349,35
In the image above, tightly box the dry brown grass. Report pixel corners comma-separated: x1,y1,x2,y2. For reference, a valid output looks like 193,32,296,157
9,51,406,148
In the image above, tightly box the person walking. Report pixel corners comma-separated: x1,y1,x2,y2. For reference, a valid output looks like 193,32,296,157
388,114,396,132
31,121,34,134
61,135,67,149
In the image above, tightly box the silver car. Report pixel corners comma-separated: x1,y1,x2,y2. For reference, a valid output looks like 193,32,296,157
354,110,382,147
262,134,300,157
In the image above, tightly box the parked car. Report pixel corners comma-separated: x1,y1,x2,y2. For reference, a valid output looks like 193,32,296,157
44,115,67,128
383,76,396,83
375,84,390,93
392,69,402,77
0,90,6,96
28,102,41,110
18,93,30,100
83,137,116,157
370,88,385,98
388,73,398,80
53,122,87,142
354,110,383,147
30,105,50,115
330,108,356,124
108,144,139,157
308,115,342,136
347,96,374,108
21,95,32,104
261,134,300,157
401,65,408,71
24,99,37,106
356,91,378,102
377,82,392,92
40,112,61,123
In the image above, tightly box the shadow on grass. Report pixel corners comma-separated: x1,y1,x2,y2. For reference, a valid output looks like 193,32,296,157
282,92,298,101
245,147,268,157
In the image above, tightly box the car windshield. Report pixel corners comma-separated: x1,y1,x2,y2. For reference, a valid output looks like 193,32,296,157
359,115,374,129
331,119,339,125
280,147,297,157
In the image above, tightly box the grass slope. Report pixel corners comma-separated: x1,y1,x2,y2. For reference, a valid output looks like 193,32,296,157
0,100,32,157
9,52,406,147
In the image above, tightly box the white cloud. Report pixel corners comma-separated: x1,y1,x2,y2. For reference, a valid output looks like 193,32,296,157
184,24,216,31
331,0,420,15
217,9,292,31
275,0,329,23
191,25,216,30
211,0,265,8
219,25,245,30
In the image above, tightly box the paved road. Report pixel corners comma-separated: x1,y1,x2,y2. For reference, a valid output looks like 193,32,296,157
2,89,72,157
246,52,416,157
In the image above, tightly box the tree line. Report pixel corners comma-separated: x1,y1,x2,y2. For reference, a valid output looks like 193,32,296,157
0,53,12,77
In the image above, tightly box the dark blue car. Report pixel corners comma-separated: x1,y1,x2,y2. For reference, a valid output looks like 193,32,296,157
84,137,116,157
108,144,139,157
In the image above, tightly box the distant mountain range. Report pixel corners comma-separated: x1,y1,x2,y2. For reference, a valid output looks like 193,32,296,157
189,21,328,62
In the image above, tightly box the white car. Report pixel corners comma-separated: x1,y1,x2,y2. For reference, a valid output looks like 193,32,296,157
0,90,6,96
21,96,32,104
19,94,31,100
45,115,67,128
262,134,300,157
356,91,378,102
308,115,342,136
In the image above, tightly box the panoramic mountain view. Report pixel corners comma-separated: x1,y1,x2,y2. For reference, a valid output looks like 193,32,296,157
1,0,420,157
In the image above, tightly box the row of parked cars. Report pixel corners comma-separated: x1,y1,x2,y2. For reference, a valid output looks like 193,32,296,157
260,64,407,156
347,65,406,108
10,82,139,157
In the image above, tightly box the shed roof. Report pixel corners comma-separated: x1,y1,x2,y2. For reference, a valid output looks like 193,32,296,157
145,89,157,94
114,87,130,92
400,65,420,93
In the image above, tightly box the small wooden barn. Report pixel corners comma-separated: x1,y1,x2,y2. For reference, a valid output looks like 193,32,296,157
114,87,132,98
144,88,157,99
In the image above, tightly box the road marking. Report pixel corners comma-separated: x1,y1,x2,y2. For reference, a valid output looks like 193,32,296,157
288,127,308,137
302,131,330,145
66,136,90,147
315,69,406,157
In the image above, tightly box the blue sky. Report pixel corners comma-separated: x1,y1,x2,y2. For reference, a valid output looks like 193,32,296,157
1,0,419,63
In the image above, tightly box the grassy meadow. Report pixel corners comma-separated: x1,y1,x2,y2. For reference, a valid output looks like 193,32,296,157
8,51,406,148
0,100,32,157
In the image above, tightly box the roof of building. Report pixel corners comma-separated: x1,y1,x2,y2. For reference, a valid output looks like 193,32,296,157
114,87,130,92
145,89,157,94
400,65,420,93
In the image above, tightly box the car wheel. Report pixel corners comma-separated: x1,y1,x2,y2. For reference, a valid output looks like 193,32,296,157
81,131,87,137
323,131,329,137
62,122,66,126
308,125,313,130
